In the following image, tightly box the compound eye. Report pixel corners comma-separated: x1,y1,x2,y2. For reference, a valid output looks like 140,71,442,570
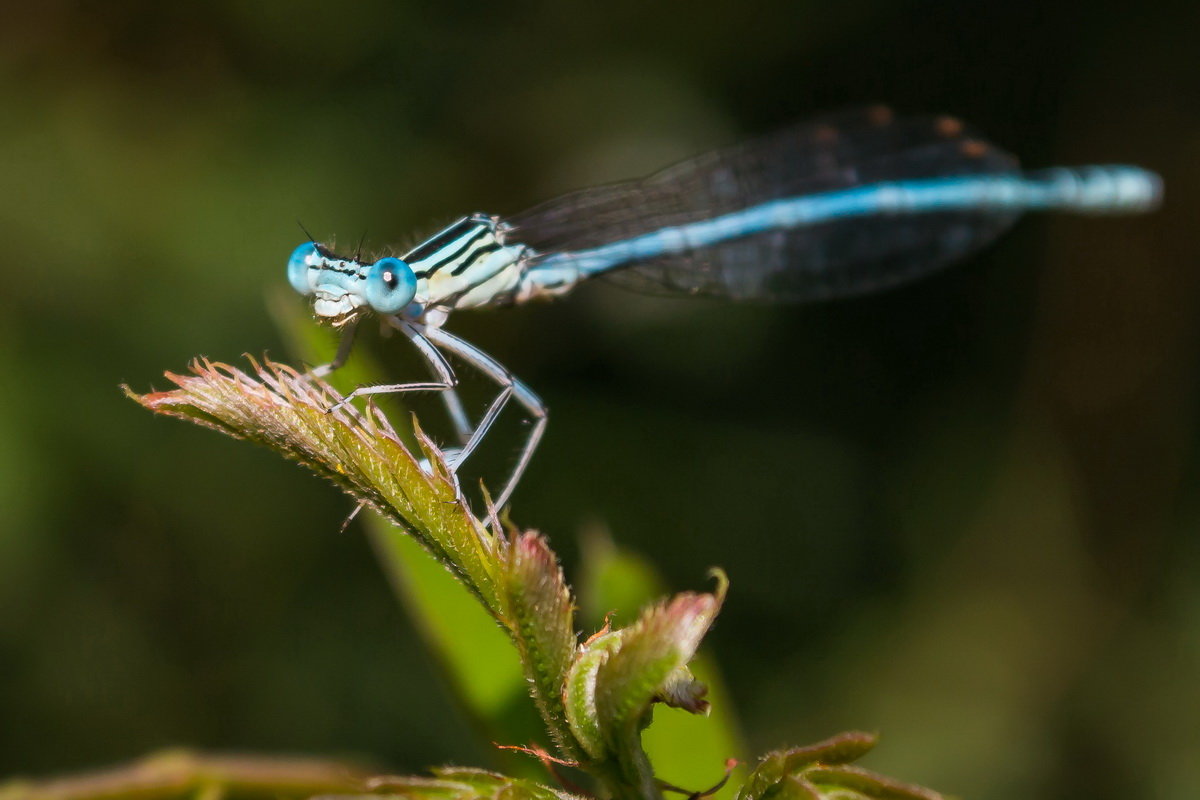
363,257,416,314
287,242,319,295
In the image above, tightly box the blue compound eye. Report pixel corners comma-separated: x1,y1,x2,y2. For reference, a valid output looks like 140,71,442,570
363,257,416,314
287,242,319,295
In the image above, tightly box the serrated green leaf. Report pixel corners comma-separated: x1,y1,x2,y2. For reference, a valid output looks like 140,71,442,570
776,732,879,776
738,733,875,800
492,781,584,800
501,532,580,758
268,302,551,756
327,767,583,800
126,359,504,614
804,767,942,800
0,750,370,800
593,597,708,727
428,767,510,788
590,578,726,796
593,589,725,740
736,734,943,800
434,770,578,800
770,776,823,800
580,532,744,800
564,629,625,760
129,357,589,777
336,780,477,800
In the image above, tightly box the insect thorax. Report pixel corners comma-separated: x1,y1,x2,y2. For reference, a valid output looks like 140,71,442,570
408,214,530,310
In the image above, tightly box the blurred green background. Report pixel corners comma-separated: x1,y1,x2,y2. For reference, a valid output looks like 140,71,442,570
1,1,1197,798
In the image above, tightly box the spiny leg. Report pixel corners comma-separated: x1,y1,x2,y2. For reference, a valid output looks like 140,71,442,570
313,319,545,512
397,322,522,480
420,324,547,512
392,318,474,446
322,322,495,473
306,317,475,521
321,323,469,499
310,315,469,447
326,321,457,412
308,318,467,443
439,384,474,446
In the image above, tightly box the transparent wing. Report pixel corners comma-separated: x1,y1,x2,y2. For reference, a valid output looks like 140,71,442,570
508,107,1021,302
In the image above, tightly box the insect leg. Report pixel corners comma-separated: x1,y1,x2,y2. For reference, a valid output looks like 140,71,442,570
419,325,547,511
309,317,360,378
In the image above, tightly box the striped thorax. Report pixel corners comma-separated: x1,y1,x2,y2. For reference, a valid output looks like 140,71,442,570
288,213,532,326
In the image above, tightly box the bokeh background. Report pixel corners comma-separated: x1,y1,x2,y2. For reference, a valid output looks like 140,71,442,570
2,2,1197,799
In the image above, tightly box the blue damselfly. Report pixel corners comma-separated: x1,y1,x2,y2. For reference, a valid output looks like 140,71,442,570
288,107,1162,509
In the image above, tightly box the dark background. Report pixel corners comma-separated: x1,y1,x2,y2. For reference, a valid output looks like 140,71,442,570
2,2,1197,799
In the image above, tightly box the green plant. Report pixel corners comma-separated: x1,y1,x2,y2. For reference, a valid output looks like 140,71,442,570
98,356,948,800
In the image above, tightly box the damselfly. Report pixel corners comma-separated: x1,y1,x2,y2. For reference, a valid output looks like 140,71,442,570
288,107,1161,509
